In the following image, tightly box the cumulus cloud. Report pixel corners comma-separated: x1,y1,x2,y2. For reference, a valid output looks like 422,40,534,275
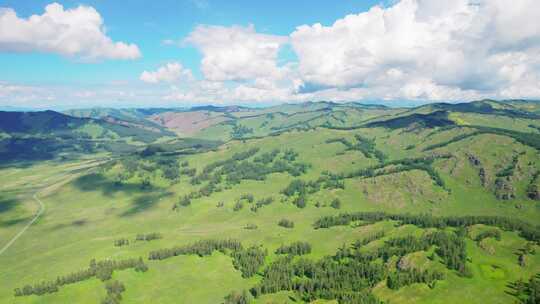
140,62,193,84
186,24,289,82
290,0,540,100
0,2,141,60
156,0,540,105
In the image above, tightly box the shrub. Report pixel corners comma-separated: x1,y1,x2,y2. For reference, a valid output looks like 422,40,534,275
278,219,294,229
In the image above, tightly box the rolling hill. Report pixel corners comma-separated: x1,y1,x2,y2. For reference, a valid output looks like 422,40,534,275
0,99,539,304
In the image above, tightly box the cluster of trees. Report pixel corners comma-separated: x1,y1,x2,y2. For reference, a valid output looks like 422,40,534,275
251,197,273,212
474,229,501,242
148,239,266,278
325,135,386,163
224,290,252,304
282,149,299,161
233,194,262,212
92,258,148,281
352,231,386,248
282,179,314,197
339,231,469,276
244,223,258,230
254,149,280,164
14,258,147,297
278,219,295,229
527,171,540,201
425,232,469,275
373,235,432,262
313,212,540,242
174,195,192,209
280,176,346,209
293,195,307,208
326,137,355,149
240,193,254,203
174,149,309,210
159,158,180,181
14,281,59,296
354,134,386,163
281,179,319,209
331,198,341,209
114,238,129,247
231,123,254,139
148,239,242,260
250,254,384,304
512,273,540,304
518,242,536,267
196,148,260,181
496,153,523,178
136,232,162,241
180,166,196,177
387,268,444,290
233,201,244,211
231,246,268,277
222,158,308,184
112,157,196,188
275,242,312,256
102,280,125,304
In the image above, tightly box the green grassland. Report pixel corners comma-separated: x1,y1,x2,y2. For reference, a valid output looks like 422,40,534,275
0,100,539,304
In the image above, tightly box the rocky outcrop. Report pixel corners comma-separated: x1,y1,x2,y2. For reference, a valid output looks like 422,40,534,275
494,177,515,200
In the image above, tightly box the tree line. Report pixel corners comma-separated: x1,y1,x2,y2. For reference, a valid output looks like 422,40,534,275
275,242,312,256
511,273,539,304
148,239,266,278
387,268,444,290
313,212,540,242
102,280,126,304
136,232,162,241
14,258,148,297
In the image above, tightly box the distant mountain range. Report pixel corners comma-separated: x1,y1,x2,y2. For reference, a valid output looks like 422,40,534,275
1,99,539,164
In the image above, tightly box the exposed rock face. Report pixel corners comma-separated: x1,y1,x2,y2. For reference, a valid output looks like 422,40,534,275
494,177,515,200
527,184,540,200
479,168,487,187
397,256,411,270
467,154,481,166
467,153,488,187
527,171,540,201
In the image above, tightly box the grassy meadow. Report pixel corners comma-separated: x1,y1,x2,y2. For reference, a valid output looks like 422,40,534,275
1,100,539,304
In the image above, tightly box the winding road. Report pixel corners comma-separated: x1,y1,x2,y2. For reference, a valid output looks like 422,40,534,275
0,158,111,257
0,193,44,256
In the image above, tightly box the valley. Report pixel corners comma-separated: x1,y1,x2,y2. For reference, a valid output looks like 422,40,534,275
0,99,539,304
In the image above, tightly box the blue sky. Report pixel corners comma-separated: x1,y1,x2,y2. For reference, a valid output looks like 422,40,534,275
0,0,538,109
0,0,382,84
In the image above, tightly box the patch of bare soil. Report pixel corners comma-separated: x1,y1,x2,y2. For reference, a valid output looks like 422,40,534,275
149,111,231,135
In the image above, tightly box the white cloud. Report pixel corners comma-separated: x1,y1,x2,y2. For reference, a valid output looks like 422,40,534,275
0,2,141,60
140,62,193,83
289,0,540,100
0,82,34,97
158,0,540,104
186,24,289,82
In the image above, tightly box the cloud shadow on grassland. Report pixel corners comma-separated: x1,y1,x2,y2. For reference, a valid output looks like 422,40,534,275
72,173,152,197
120,191,173,217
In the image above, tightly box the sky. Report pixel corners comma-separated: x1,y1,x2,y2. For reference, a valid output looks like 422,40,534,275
0,0,539,109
